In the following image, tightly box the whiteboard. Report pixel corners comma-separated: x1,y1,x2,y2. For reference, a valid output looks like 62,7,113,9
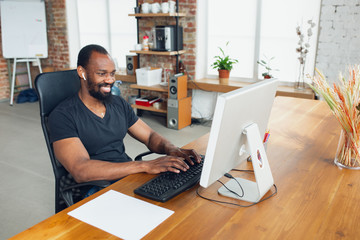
0,1,48,58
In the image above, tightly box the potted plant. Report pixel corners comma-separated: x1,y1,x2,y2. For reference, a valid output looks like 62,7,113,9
257,55,278,79
211,42,238,84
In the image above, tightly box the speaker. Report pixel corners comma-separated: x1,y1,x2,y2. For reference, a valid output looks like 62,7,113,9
126,55,138,75
167,97,192,130
169,74,187,100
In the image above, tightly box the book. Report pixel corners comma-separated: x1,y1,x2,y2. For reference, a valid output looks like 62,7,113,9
135,96,160,107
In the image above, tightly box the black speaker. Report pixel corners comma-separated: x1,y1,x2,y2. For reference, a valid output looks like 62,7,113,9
126,55,138,75
168,74,187,100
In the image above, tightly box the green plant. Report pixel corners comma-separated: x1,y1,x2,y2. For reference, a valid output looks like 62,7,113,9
211,42,238,71
257,55,278,78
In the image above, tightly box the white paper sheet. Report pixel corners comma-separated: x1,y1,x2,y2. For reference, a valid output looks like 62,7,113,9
68,190,174,240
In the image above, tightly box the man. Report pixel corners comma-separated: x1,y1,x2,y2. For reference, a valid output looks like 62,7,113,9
48,44,201,185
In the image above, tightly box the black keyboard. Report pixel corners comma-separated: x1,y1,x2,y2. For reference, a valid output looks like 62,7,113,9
134,156,204,202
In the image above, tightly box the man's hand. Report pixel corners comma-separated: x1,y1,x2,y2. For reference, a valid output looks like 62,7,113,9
144,156,190,174
167,147,202,165
128,120,202,165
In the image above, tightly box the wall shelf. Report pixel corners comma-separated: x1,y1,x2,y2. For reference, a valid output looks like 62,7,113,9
115,73,136,83
130,84,168,93
188,78,315,99
128,13,186,17
129,50,186,56
131,104,167,113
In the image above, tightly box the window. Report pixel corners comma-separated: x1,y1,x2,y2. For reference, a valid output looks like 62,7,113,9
66,0,137,68
196,0,321,83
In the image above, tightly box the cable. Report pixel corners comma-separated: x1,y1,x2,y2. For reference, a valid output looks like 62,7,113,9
196,171,278,207
196,184,277,207
223,173,244,198
188,78,213,92
231,169,254,173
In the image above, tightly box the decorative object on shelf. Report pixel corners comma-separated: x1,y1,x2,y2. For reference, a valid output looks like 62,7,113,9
161,2,169,13
141,2,150,13
257,55,278,79
211,41,238,85
161,69,171,86
134,6,140,13
309,66,360,169
295,19,316,90
169,0,176,13
136,67,162,86
151,2,160,14
142,35,149,51
178,60,185,74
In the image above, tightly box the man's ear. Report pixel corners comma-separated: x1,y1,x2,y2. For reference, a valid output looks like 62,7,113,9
77,66,86,80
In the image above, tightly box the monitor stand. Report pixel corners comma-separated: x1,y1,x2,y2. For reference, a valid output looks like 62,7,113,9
218,123,274,203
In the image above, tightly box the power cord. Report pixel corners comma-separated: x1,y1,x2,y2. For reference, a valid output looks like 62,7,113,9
196,172,277,207
188,78,213,92
222,173,244,198
232,169,254,173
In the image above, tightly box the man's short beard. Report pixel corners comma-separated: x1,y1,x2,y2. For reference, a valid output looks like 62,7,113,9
89,88,113,103
87,78,114,103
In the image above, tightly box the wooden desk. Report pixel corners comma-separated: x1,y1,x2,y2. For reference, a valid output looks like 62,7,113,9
11,97,360,239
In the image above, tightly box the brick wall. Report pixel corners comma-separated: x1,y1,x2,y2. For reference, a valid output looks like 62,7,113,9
43,0,70,70
0,0,69,101
316,0,360,83
0,23,9,100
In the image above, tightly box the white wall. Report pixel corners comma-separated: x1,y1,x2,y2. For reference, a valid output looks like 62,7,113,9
65,0,80,68
316,0,360,84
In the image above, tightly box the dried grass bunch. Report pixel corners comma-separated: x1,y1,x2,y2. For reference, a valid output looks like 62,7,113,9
309,66,360,168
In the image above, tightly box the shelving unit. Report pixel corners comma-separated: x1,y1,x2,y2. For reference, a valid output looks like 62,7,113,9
132,0,185,73
128,0,185,116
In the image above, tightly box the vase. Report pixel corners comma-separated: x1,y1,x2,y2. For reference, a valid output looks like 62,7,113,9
334,129,360,169
218,69,229,85
295,63,306,90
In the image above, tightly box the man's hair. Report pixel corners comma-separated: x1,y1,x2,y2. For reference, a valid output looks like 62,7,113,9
77,44,109,68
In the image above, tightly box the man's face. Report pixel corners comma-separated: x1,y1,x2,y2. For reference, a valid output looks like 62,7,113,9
84,52,116,102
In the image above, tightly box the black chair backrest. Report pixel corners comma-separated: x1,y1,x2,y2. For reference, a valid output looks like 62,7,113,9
36,69,80,117
35,69,80,178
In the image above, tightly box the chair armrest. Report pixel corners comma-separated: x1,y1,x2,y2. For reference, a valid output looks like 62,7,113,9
134,151,154,161
61,180,111,192
61,180,111,207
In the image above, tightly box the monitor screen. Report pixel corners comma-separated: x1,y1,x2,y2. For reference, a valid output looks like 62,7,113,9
199,78,279,191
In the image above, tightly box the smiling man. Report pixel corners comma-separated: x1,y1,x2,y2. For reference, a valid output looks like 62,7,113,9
48,44,201,188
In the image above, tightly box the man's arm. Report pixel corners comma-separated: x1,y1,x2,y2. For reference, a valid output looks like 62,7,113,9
128,119,202,165
53,137,144,182
53,119,200,183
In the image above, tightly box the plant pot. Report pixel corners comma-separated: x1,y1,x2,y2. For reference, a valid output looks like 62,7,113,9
264,75,271,79
218,69,230,84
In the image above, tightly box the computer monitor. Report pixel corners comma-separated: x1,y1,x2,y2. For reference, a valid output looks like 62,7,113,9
199,78,279,202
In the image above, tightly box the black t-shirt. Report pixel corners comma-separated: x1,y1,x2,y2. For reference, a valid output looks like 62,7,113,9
48,94,139,162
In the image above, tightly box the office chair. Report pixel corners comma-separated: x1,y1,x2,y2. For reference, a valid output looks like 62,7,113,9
34,69,112,213
35,69,155,213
